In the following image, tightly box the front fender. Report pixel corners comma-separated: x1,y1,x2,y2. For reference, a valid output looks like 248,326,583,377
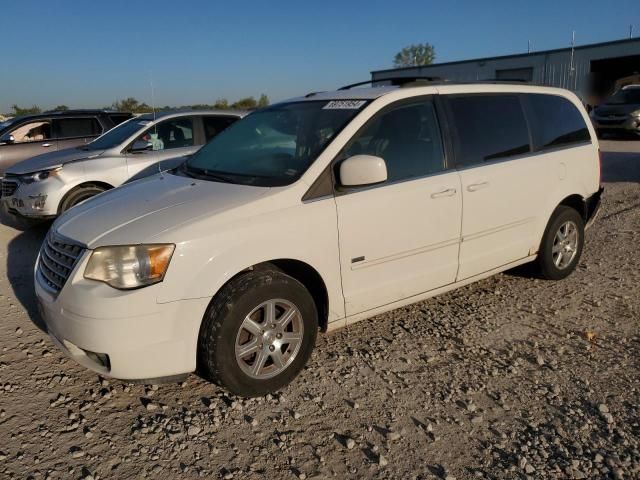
156,198,346,323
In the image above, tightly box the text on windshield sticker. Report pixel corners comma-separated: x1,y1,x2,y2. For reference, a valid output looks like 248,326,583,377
323,100,367,110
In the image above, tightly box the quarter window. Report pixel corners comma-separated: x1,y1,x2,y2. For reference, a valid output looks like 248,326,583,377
54,118,102,139
134,117,195,151
448,95,530,165
526,94,590,150
9,120,52,143
343,100,445,183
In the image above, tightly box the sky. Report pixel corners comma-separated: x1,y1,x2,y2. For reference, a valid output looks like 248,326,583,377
1,0,638,113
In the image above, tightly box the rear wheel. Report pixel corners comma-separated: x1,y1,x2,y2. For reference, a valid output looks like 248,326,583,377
536,206,584,280
197,269,318,397
59,184,107,213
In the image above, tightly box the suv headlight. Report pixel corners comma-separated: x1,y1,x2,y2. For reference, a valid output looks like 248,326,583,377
631,109,640,117
19,166,62,184
84,244,175,289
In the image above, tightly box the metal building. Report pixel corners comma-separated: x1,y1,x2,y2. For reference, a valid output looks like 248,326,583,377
371,38,640,106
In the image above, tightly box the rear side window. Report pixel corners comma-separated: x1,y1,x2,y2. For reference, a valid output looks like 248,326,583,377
448,94,530,166
202,116,238,142
526,94,590,150
54,118,102,139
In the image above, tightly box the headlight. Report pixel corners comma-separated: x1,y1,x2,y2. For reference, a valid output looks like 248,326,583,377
631,109,640,117
19,166,62,184
84,244,175,289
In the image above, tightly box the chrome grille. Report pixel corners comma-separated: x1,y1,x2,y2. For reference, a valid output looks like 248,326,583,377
1,179,18,197
37,233,85,294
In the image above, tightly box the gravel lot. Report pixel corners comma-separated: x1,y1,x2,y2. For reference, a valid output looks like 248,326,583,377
0,140,638,480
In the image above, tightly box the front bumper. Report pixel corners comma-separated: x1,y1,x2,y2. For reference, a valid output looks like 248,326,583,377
591,114,640,134
1,178,59,219
35,250,210,380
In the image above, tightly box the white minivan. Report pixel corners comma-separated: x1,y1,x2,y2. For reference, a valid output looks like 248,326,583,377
35,80,603,396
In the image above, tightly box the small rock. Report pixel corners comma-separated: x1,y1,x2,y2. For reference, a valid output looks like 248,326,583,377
378,455,388,467
386,431,401,441
345,438,356,449
187,425,202,436
471,415,483,424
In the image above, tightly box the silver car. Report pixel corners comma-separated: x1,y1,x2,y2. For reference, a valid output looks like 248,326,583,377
1,110,244,222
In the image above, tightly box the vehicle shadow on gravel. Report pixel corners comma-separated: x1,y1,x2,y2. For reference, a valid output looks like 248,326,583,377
5,220,50,332
601,150,640,183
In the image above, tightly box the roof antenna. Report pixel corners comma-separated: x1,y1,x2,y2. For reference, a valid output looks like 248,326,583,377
149,72,163,179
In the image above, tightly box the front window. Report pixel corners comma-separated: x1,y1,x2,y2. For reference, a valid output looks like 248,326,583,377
132,117,195,151
84,117,152,150
184,100,368,186
9,120,52,143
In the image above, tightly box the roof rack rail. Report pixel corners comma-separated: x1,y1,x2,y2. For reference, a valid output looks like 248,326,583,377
338,76,443,90
473,78,530,84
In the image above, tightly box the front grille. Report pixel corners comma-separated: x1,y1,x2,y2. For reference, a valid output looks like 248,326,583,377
1,179,18,197
37,232,85,294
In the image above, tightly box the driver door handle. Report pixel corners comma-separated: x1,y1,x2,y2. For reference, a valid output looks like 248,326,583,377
430,188,457,199
467,181,489,192
41,143,51,147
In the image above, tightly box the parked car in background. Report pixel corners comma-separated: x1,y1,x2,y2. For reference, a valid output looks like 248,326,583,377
35,81,602,397
590,85,640,137
1,110,244,223
0,110,132,176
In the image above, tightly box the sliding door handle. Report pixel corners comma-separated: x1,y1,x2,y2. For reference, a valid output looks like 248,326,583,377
430,188,457,199
467,181,489,192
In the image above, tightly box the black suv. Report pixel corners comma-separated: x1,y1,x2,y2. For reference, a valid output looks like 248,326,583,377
0,110,132,176
590,85,640,138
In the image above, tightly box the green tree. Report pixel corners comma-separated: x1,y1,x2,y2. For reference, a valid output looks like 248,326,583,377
11,104,41,116
111,97,153,113
231,96,258,110
393,43,436,67
52,105,69,111
257,94,269,108
213,98,229,109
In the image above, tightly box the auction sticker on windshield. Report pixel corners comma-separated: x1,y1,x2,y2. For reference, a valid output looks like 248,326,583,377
323,100,367,109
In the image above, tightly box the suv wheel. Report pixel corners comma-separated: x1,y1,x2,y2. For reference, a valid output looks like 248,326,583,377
536,206,584,280
197,268,318,397
60,184,107,212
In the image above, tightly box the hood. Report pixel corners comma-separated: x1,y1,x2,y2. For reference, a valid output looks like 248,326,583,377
594,103,640,116
53,173,271,247
6,147,105,175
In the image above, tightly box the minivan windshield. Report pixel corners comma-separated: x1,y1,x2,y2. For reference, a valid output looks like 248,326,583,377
82,117,151,151
184,100,368,186
607,88,640,105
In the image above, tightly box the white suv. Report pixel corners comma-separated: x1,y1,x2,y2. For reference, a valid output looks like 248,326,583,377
35,80,603,396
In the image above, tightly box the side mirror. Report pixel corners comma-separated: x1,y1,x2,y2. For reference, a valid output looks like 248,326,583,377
0,134,15,144
339,154,387,188
130,139,152,152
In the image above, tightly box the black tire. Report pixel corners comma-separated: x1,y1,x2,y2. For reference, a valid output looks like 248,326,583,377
59,185,107,213
197,269,318,397
536,206,585,280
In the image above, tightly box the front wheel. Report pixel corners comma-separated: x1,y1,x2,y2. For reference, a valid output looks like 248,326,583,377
59,184,107,213
536,206,585,280
197,269,318,397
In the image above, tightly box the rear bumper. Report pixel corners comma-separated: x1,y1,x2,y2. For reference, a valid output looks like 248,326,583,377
585,187,604,230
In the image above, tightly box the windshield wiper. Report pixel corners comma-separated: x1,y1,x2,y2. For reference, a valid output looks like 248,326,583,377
181,163,236,184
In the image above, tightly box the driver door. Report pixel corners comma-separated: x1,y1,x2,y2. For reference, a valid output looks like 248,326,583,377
0,119,56,174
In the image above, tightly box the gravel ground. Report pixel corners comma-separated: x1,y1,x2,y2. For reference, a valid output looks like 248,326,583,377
0,140,638,480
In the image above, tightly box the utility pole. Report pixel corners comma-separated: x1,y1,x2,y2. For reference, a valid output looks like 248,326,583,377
630,25,634,39
528,40,532,53
569,31,577,91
